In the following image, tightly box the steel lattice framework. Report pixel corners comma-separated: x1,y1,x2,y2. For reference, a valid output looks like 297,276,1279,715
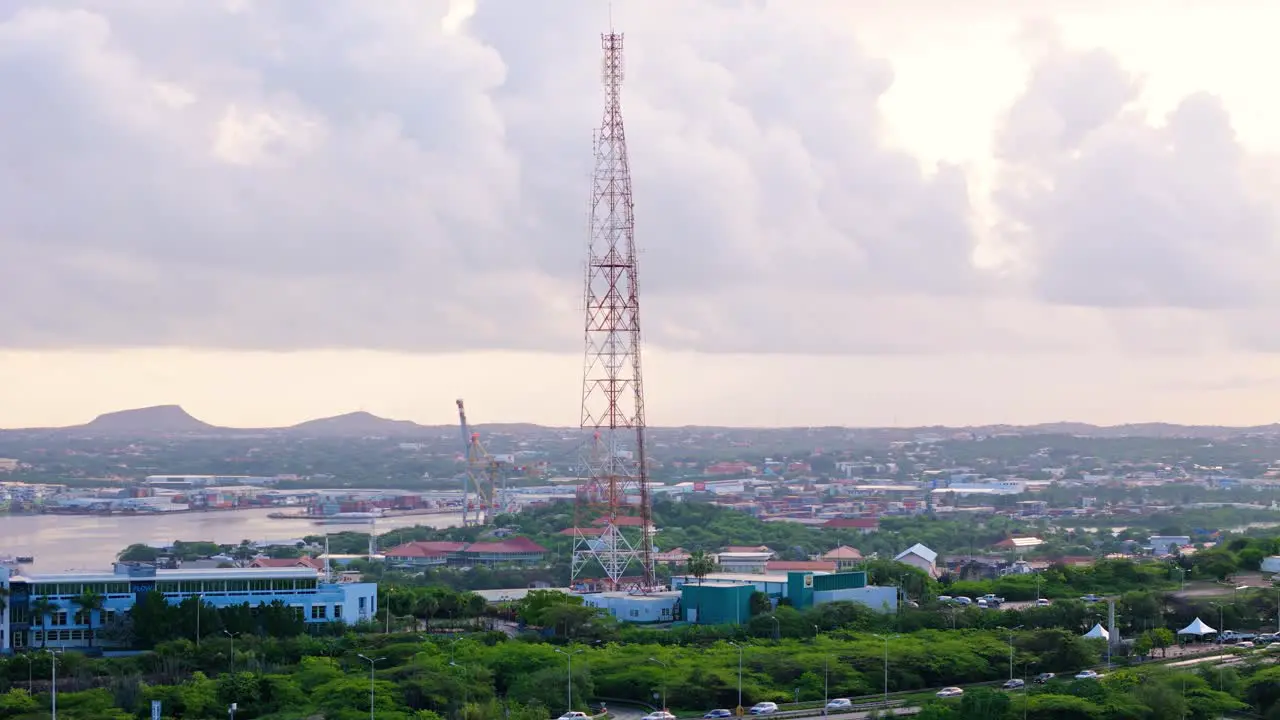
570,31,655,591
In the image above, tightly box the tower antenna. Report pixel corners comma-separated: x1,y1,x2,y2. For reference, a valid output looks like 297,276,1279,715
571,29,655,592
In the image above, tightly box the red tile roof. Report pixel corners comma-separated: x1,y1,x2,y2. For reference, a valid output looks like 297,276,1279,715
824,518,880,529
590,515,645,527
384,541,469,558
461,537,547,555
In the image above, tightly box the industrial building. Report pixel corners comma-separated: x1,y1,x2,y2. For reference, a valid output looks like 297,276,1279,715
580,590,682,623
671,570,898,623
0,563,377,652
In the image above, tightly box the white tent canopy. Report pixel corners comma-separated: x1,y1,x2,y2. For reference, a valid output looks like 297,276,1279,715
1178,617,1216,635
1083,623,1110,640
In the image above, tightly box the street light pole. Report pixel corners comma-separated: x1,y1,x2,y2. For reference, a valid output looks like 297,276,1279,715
872,635,890,707
728,641,744,712
357,654,385,720
1007,626,1023,681
223,630,240,673
555,647,584,713
648,658,668,711
49,649,59,720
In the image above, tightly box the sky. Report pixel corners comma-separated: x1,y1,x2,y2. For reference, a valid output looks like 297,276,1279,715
4,0,1280,429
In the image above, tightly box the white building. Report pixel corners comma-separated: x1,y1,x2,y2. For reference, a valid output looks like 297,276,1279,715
581,591,681,624
894,543,939,578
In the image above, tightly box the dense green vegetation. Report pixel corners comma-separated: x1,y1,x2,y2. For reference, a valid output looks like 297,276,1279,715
0,617,1275,720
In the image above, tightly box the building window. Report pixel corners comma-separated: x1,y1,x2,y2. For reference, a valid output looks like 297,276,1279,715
310,605,327,620
333,605,343,619
629,609,639,617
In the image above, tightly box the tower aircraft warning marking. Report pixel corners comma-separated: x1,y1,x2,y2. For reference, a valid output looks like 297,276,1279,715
570,30,656,591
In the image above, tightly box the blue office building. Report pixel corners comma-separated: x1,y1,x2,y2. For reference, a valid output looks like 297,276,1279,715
0,562,377,652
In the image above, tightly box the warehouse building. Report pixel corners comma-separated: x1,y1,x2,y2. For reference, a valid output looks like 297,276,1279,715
671,570,898,624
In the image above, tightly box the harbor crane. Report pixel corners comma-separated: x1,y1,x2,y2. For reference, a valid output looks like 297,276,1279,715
456,399,511,526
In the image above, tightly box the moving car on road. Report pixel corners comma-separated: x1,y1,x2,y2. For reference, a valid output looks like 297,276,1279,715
642,713,675,720
749,702,779,715
936,687,965,698
703,710,733,718
1033,673,1056,684
1002,679,1025,689
1074,670,1100,680
826,699,853,711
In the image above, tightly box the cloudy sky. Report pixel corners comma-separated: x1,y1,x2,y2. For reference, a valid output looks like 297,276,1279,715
4,0,1280,429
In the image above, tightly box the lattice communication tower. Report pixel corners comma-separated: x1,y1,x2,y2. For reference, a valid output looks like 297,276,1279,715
570,31,656,591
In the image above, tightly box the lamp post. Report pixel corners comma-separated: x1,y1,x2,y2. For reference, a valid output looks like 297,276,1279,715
814,626,827,716
357,654,385,720
450,660,470,713
769,616,780,642
48,648,60,720
1007,626,1023,681
871,635,892,707
728,641,744,713
223,630,240,673
648,657,668,711
554,647,584,713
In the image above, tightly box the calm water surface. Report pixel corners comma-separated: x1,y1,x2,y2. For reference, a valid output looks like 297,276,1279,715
0,508,464,572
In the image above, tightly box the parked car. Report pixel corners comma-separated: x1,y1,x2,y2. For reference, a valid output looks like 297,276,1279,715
1074,670,1100,680
1234,641,1255,649
559,713,591,720
954,597,973,606
936,687,965,698
749,702,779,715
1002,679,1026,689
1036,599,1051,607
704,710,733,719
1033,673,1056,684
642,713,676,720
937,595,953,604
1080,594,1103,603
826,699,853,711
1220,631,1257,643
1254,633,1277,644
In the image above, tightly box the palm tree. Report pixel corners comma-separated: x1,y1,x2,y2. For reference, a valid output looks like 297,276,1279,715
29,597,56,649
73,590,106,648
685,550,718,625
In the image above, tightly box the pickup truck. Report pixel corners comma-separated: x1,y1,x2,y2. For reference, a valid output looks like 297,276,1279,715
978,594,1005,608
1220,630,1257,643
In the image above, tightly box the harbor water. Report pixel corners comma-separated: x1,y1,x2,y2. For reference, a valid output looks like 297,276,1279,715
0,507,465,572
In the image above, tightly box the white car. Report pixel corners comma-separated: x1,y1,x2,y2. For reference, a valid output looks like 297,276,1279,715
826,699,853,710
559,713,591,720
642,713,675,720
1036,599,1051,607
936,687,964,698
749,702,778,715
1074,670,1100,680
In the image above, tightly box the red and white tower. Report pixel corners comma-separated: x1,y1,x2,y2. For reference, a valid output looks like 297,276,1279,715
571,30,655,591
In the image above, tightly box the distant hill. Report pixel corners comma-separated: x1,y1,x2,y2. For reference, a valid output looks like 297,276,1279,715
284,411,432,437
5,404,1280,439
78,405,220,435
